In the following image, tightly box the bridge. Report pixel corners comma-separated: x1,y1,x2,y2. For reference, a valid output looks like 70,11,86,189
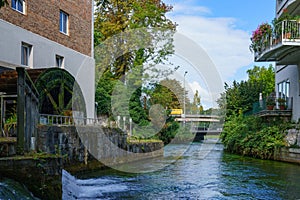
188,126,222,142
170,113,222,141
171,114,220,123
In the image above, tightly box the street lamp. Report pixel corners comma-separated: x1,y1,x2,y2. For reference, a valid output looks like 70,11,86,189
183,71,188,118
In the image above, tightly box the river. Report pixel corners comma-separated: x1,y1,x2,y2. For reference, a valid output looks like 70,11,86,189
62,138,300,200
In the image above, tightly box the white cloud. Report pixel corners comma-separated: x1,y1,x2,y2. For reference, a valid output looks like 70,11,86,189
160,0,254,109
165,1,253,82
187,81,220,109
173,15,252,82
172,3,211,16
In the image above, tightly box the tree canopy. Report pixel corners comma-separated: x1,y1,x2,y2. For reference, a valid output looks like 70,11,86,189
95,0,177,117
94,0,176,80
149,79,188,110
190,90,202,114
217,65,275,118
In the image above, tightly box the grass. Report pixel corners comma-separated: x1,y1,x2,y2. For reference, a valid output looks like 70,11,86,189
205,135,220,139
127,137,162,144
0,137,17,143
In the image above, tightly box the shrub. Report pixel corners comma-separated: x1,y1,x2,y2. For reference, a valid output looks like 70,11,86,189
221,114,286,159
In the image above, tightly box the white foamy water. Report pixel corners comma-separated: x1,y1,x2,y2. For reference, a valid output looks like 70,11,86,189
62,170,128,199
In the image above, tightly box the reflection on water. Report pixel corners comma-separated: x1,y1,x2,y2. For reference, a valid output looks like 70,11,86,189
63,139,300,199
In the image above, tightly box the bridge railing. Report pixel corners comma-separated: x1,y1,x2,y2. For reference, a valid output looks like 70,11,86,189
170,114,220,119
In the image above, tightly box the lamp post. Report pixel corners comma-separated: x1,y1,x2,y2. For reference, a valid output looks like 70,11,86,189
183,71,188,118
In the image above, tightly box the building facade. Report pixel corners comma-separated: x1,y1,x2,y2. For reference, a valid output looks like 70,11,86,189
254,0,300,121
0,0,95,118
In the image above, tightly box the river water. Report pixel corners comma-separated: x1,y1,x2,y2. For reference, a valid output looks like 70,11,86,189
62,138,300,200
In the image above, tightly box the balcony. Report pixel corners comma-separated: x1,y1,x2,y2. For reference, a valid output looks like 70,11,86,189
245,97,292,120
254,20,300,65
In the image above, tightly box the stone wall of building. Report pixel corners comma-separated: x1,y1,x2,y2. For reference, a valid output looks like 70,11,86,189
0,0,92,56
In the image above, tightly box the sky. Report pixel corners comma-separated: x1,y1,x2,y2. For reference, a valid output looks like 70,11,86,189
162,0,275,108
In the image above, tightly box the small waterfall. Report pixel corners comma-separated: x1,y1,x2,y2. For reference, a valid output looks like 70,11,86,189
62,169,81,199
62,169,129,199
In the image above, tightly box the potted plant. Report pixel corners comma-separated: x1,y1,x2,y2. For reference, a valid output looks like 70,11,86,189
277,98,286,110
250,22,272,53
266,97,275,110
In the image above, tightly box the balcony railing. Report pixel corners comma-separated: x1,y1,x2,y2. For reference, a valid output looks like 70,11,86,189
245,97,293,118
255,20,300,63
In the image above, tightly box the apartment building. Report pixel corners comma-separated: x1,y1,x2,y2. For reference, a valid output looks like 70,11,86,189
0,0,95,118
254,0,300,121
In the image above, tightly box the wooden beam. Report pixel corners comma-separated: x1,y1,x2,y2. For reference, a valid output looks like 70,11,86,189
16,67,25,155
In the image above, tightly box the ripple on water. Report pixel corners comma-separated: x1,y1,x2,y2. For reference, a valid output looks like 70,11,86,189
62,143,300,200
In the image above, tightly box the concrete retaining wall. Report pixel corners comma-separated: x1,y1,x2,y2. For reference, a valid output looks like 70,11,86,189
275,147,300,164
274,129,300,164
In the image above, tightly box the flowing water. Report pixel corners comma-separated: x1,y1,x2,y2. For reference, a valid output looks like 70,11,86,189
0,178,38,200
62,139,300,200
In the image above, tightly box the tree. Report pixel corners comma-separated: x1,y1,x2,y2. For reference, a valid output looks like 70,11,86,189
217,65,275,118
94,0,176,80
191,90,201,114
247,64,275,97
145,78,190,143
149,79,186,110
129,87,149,126
94,0,177,121
95,70,116,116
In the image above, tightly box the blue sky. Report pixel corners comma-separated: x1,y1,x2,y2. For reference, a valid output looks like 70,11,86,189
161,0,275,108
165,0,275,82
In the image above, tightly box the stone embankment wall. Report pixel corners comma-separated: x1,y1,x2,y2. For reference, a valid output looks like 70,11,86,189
275,129,300,164
0,125,163,199
37,125,164,168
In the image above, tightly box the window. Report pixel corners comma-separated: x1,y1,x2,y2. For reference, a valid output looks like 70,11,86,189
11,0,25,13
60,10,69,34
56,55,64,68
278,79,290,99
21,42,32,67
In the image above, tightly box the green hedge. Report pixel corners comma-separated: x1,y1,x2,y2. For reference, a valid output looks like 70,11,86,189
221,115,287,159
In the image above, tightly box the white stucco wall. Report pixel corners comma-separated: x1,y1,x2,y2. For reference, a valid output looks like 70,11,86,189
0,19,95,119
276,64,300,122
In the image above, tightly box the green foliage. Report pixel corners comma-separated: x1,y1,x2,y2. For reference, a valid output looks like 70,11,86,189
4,113,17,135
247,65,275,97
191,90,201,114
157,117,180,144
217,65,275,118
148,79,186,109
94,0,177,123
95,70,116,116
94,0,176,80
221,115,286,159
129,87,149,126
94,0,175,41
